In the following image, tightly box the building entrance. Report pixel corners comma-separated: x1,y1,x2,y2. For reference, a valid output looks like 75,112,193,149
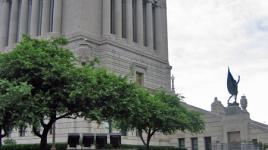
228,131,241,150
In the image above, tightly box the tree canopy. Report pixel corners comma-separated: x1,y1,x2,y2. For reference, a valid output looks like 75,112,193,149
0,36,204,150
0,80,31,146
115,90,205,150
0,36,136,150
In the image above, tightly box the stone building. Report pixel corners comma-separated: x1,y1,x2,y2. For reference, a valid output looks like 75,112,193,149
0,0,173,145
2,0,268,150
173,96,268,150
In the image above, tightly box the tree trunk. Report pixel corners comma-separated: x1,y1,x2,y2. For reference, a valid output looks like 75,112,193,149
145,132,152,150
40,134,48,150
0,128,2,147
146,143,150,150
39,127,50,150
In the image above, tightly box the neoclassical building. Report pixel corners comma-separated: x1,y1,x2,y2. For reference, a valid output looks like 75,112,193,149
0,0,172,145
2,0,268,150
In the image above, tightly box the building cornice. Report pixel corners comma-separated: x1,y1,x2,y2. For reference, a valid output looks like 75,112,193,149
66,32,171,66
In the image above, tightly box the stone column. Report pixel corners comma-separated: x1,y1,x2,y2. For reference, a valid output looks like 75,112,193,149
41,0,50,35
126,0,133,42
9,0,19,45
154,1,162,51
19,0,29,40
0,0,10,49
30,0,40,37
115,0,122,37
53,0,62,34
102,0,111,37
161,0,168,58
136,0,144,46
146,0,154,49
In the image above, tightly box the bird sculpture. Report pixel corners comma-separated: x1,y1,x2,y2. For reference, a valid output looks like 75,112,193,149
227,67,240,105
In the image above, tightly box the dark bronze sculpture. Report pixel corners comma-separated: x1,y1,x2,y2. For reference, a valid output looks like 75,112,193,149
227,67,240,105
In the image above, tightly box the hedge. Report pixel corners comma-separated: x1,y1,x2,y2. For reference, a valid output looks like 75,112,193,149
0,144,186,150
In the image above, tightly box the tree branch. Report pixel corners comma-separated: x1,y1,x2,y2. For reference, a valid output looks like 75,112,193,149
56,112,75,120
138,129,146,146
32,126,42,138
150,128,158,137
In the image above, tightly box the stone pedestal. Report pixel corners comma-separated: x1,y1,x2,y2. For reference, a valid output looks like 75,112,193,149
222,105,250,145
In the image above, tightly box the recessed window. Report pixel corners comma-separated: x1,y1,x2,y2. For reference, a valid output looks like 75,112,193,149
49,0,54,32
204,137,211,150
136,72,144,86
191,137,198,150
110,0,115,34
27,0,32,34
19,126,26,137
132,0,137,42
122,0,127,38
178,138,185,148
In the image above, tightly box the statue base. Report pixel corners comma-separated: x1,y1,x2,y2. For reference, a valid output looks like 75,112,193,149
228,102,239,107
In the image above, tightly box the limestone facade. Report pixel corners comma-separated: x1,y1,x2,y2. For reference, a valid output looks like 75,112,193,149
0,0,172,146
2,1,268,150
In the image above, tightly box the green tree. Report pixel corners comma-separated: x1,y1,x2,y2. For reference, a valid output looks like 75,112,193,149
117,90,205,150
0,36,137,150
0,80,31,146
0,36,80,150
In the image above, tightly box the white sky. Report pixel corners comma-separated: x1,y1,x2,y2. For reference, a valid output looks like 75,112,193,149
167,0,268,123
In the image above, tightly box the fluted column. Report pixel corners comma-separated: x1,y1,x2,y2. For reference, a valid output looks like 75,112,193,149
146,0,154,49
126,0,133,42
30,0,40,37
9,0,19,45
0,0,10,49
154,1,162,51
53,0,62,34
162,0,168,58
102,0,111,36
41,0,50,35
115,0,122,37
19,0,29,40
136,0,144,46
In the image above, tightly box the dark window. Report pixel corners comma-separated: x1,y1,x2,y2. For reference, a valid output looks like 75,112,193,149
37,0,43,35
142,1,146,46
204,137,212,150
178,138,185,148
49,0,54,32
110,0,115,34
152,4,156,50
27,0,32,34
252,139,258,145
136,72,144,86
191,137,198,150
122,0,127,38
132,0,137,42
17,0,22,41
6,0,12,46
19,126,26,137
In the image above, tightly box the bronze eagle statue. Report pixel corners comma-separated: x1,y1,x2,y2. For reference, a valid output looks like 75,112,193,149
227,67,240,104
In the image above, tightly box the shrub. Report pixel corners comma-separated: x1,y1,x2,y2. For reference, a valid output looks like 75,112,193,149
0,143,185,150
3,139,16,145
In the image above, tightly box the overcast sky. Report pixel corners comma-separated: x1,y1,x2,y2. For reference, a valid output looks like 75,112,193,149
167,0,268,123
